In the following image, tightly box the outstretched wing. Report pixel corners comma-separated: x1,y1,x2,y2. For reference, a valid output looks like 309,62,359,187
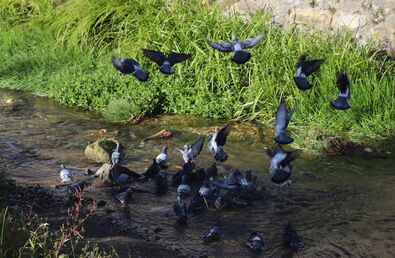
112,56,135,74
275,102,288,134
240,34,264,49
215,124,232,146
296,55,324,76
190,136,205,158
208,41,233,52
168,52,192,66
336,71,350,98
142,49,166,66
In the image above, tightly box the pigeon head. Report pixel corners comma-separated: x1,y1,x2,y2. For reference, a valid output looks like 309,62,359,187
232,51,251,64
60,164,65,170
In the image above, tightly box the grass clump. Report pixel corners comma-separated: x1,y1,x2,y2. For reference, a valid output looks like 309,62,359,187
0,0,394,150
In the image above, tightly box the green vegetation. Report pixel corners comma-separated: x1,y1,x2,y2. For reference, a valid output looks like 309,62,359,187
0,0,394,149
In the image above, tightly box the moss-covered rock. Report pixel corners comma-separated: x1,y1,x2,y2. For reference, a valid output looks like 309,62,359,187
84,139,119,163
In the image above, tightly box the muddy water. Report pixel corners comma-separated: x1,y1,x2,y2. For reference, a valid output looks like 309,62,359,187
1,88,395,258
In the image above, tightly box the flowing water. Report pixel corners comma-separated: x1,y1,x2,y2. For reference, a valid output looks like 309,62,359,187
1,88,394,258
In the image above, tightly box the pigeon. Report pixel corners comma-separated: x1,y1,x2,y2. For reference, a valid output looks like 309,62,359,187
178,136,205,164
246,232,264,252
173,200,188,222
208,34,264,64
208,124,232,162
60,164,73,182
111,56,148,81
142,49,191,74
177,175,191,200
266,147,301,173
202,221,221,243
271,166,292,185
66,181,86,195
331,71,351,110
111,142,121,167
172,162,193,186
114,173,133,185
214,194,231,210
142,158,161,181
155,171,168,194
188,192,206,212
155,146,168,168
274,102,294,145
293,55,324,90
205,162,218,180
283,220,304,249
115,187,133,205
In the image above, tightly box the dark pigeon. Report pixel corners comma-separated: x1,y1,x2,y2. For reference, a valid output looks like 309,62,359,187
331,71,351,110
283,220,304,249
115,187,133,205
112,56,148,81
142,158,160,181
173,200,188,222
274,102,294,144
142,49,191,74
208,34,264,64
208,124,232,162
188,192,206,213
246,232,264,252
202,221,221,243
293,55,324,90
155,171,168,194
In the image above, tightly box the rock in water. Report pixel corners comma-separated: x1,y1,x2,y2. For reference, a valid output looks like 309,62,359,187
84,139,120,163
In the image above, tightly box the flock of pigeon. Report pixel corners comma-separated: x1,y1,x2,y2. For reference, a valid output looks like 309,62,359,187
58,32,353,254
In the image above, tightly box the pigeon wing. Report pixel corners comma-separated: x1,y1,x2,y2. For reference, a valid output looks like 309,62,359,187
142,49,166,66
281,149,302,166
190,136,205,158
112,56,135,74
167,52,192,66
302,59,324,76
215,124,232,146
336,71,351,98
208,41,233,52
275,102,288,135
239,34,264,49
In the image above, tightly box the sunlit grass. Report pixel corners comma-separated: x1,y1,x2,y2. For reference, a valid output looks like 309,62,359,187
0,0,393,150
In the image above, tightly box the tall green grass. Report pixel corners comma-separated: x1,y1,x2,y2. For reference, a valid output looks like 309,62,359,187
0,0,394,149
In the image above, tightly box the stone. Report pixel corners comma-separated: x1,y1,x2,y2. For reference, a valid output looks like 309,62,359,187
84,139,119,163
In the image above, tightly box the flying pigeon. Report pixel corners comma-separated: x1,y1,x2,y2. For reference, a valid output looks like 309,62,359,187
142,49,191,74
331,71,351,110
208,124,232,162
266,147,301,173
293,55,324,90
208,34,264,64
60,164,73,182
111,56,148,81
274,102,294,145
178,136,205,164
246,232,264,252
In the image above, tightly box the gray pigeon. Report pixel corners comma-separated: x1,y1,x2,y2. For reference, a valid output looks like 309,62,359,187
274,102,294,145
293,55,324,90
208,34,264,64
266,147,301,173
142,49,191,74
177,175,191,200
112,56,148,81
115,187,133,205
208,124,232,162
60,164,73,182
111,142,120,167
114,173,133,185
331,71,351,110
178,136,205,164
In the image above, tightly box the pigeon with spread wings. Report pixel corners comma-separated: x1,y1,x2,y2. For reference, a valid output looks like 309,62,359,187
293,55,324,90
142,49,191,74
111,56,148,82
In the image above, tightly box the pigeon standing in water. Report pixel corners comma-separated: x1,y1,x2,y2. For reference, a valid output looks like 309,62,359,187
60,164,73,182
111,142,121,167
111,56,148,82
331,71,351,110
246,232,264,252
173,199,188,222
283,220,304,249
115,187,133,205
177,175,191,200
202,221,221,243
293,55,324,90
208,33,264,64
178,136,205,164
142,159,160,181
274,102,294,145
208,124,232,162
155,146,168,168
142,49,191,74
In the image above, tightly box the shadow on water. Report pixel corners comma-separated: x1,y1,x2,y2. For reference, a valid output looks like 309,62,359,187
1,88,395,257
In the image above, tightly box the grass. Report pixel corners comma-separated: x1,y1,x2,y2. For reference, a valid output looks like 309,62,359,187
0,0,394,150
